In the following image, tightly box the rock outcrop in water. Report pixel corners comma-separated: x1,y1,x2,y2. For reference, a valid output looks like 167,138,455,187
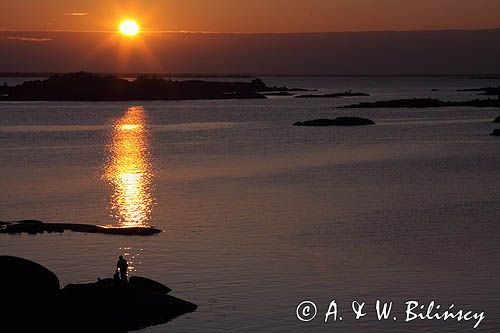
262,91,296,96
490,129,500,136
458,87,500,96
493,116,500,123
0,72,307,101
0,220,161,236
339,98,500,108
0,256,196,332
295,91,369,98
293,117,375,126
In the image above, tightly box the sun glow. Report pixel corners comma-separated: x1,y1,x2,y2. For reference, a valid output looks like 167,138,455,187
119,19,140,36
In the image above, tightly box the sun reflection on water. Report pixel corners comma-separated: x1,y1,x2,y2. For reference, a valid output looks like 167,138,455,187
119,246,144,274
104,106,155,228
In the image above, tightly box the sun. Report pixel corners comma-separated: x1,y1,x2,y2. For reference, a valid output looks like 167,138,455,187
119,19,140,36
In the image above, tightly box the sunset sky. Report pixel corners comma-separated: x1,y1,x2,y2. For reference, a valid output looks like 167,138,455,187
1,0,500,74
2,0,500,33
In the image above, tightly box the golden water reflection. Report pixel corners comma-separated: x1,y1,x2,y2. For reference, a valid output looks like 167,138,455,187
104,106,154,228
119,246,143,274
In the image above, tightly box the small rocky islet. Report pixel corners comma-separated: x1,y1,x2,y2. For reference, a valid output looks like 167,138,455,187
293,117,375,127
490,116,500,136
294,91,369,98
338,97,500,109
0,255,197,332
491,129,500,136
458,86,500,96
262,91,297,96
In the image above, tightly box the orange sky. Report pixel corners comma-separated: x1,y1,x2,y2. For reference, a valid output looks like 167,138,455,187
2,0,500,33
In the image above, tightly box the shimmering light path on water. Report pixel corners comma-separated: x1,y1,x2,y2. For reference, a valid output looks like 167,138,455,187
104,106,155,228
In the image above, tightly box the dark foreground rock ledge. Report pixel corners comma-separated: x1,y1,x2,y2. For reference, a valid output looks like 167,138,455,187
0,219,161,236
0,256,196,332
293,117,376,127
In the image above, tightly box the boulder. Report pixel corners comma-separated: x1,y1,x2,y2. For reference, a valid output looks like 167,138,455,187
0,256,60,294
490,129,500,136
293,117,375,127
493,116,500,123
129,276,172,295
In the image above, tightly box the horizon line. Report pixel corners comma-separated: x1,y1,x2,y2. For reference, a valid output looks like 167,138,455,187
2,27,500,35
2,72,500,78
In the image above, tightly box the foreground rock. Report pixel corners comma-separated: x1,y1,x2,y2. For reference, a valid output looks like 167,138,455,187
0,220,161,236
0,255,60,293
0,256,196,332
339,98,500,108
490,129,500,136
293,117,375,127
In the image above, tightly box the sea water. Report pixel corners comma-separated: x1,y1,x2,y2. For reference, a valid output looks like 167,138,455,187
1,76,499,332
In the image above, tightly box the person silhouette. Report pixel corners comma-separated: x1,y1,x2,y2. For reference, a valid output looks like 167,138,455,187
116,255,128,282
113,269,120,285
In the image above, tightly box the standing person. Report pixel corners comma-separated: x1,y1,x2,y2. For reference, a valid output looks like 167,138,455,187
116,255,128,282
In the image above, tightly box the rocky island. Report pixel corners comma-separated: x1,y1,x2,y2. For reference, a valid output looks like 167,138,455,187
339,98,500,108
293,117,375,126
0,72,305,101
458,87,500,96
262,91,297,96
0,256,196,332
295,91,369,98
0,220,162,236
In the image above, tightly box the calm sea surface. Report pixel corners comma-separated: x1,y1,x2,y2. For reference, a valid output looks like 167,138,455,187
1,77,499,332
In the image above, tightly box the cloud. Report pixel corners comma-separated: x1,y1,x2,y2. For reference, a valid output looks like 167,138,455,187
3,36,52,42
64,12,88,16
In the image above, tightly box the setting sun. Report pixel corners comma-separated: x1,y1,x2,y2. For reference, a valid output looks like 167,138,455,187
119,19,140,36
